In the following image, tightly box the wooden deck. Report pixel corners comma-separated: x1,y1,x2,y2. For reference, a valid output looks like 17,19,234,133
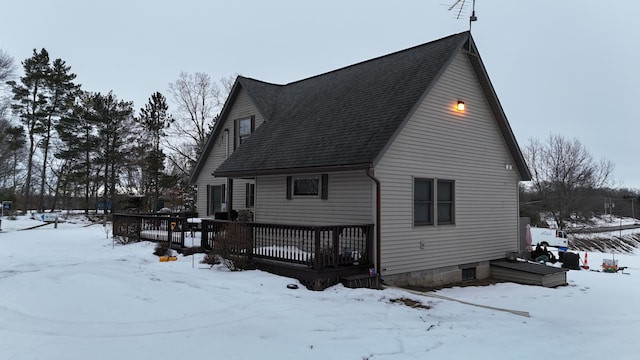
491,260,569,288
112,214,375,290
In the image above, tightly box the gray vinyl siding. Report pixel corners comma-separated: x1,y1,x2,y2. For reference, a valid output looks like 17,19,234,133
194,87,264,215
375,50,521,276
255,171,373,225
232,179,255,211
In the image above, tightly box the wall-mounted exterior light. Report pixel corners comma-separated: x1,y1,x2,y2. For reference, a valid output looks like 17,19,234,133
456,100,465,111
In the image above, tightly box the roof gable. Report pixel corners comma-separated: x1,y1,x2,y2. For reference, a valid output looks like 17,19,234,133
214,32,471,177
188,78,282,183
192,31,530,181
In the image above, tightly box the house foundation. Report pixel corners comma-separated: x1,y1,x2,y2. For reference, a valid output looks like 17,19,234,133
382,261,491,289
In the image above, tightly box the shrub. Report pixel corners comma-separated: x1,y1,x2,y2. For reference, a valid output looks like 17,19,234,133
237,209,253,222
114,235,138,245
153,242,171,256
210,222,254,271
201,251,220,266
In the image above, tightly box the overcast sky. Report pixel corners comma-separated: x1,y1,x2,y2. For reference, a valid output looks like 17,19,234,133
2,0,639,189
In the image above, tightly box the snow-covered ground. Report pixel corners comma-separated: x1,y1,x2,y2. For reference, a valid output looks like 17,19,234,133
1,215,639,360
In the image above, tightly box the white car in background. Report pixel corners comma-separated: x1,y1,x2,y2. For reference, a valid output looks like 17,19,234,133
530,227,568,248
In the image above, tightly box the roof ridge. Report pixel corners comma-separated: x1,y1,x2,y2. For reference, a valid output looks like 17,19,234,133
283,31,470,87
238,75,282,87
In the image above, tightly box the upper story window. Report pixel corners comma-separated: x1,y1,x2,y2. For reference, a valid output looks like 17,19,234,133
234,115,255,149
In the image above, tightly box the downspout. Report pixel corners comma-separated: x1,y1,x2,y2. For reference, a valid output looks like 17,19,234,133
224,129,230,218
366,167,381,276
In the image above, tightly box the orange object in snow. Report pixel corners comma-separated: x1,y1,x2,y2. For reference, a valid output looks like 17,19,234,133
582,252,589,269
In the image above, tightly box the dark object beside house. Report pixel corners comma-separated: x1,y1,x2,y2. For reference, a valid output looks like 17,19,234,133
491,260,568,288
561,252,581,270
530,244,556,263
214,210,238,221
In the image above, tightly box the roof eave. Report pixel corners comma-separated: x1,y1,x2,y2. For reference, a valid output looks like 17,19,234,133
465,37,532,181
189,76,281,184
213,163,372,178
188,78,245,185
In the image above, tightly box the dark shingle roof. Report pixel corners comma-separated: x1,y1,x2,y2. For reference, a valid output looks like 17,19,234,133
237,77,282,120
214,32,470,177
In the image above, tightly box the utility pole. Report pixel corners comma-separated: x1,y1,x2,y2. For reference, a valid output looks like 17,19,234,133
604,197,615,221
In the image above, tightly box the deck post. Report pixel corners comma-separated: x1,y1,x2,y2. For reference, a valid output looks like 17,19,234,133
167,218,172,251
135,216,142,241
246,223,254,259
314,227,321,269
180,219,185,247
366,225,373,265
332,227,340,267
201,220,209,248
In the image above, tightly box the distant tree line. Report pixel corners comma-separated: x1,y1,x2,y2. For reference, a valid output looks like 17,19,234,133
0,48,233,213
520,134,639,228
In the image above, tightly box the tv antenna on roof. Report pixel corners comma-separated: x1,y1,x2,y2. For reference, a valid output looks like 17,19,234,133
447,0,478,31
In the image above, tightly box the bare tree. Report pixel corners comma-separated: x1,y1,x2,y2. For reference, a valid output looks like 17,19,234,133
525,134,614,228
166,72,235,185
167,72,222,160
219,74,237,94
0,49,15,83
0,50,16,121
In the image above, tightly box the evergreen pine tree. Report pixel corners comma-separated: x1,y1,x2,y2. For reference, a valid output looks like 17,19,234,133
6,125,26,193
138,92,173,211
7,48,50,210
56,91,99,213
91,91,136,212
37,58,78,211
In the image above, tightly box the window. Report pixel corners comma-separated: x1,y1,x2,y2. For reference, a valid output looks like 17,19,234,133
437,180,455,224
206,184,226,216
245,183,255,208
414,179,433,225
238,118,251,143
286,174,328,199
413,178,455,226
234,116,255,149
294,177,319,196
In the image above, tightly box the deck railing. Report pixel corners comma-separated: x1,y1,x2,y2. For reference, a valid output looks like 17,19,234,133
201,220,373,269
112,214,373,271
112,213,189,247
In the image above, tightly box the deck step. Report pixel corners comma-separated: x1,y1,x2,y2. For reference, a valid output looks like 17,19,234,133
341,273,380,289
